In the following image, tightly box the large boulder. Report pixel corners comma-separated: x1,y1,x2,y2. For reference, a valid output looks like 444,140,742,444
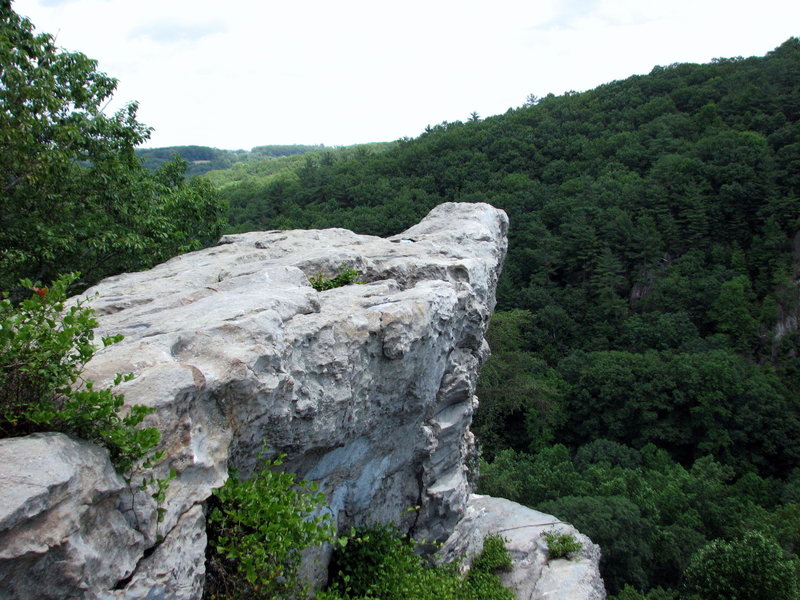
0,202,604,599
0,203,507,597
0,433,150,599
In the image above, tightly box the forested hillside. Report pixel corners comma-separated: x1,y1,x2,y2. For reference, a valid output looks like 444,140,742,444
206,141,397,232
135,144,327,177
205,39,800,598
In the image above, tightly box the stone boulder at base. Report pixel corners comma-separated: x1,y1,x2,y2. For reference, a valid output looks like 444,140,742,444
0,203,604,599
438,495,606,600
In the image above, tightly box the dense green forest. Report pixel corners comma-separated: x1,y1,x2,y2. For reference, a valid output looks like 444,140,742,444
3,1,799,595
204,141,398,232
201,39,800,598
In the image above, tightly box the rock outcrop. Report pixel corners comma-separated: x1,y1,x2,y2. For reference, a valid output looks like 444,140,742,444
439,495,605,600
0,203,604,599
0,434,152,599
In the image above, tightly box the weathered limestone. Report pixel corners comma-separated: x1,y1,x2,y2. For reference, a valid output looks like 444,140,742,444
0,433,146,599
0,202,604,598
439,495,606,600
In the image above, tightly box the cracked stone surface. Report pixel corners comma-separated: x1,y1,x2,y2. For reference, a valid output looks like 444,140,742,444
438,495,606,600
0,203,604,599
0,203,514,598
0,433,145,599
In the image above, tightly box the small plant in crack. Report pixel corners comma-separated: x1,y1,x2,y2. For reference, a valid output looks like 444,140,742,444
309,265,364,291
542,530,583,560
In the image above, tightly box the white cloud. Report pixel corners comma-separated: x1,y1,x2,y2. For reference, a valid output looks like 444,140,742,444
11,0,800,149
129,20,225,43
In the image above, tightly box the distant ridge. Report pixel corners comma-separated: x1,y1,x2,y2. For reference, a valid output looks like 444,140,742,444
135,144,327,177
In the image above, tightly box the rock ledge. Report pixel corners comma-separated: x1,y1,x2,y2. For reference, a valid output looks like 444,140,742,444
0,203,603,599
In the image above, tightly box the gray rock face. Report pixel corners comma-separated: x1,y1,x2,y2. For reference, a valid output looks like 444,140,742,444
0,433,145,599
0,202,604,599
439,495,606,600
0,203,511,597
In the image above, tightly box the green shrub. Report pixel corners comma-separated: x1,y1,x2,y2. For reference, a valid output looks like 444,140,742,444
608,585,679,600
204,453,335,600
325,524,514,600
472,534,513,573
0,273,160,474
309,266,363,291
327,524,405,598
459,570,514,600
542,530,583,559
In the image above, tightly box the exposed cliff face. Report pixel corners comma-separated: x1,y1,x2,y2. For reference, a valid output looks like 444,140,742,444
0,203,603,599
773,230,800,346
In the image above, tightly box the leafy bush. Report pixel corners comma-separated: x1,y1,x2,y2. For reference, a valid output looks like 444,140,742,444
542,530,583,559
325,524,514,600
204,453,335,600
327,524,403,598
682,531,800,600
309,266,363,291
0,273,160,474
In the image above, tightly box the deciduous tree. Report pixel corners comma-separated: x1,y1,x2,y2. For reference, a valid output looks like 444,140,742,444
0,6,225,292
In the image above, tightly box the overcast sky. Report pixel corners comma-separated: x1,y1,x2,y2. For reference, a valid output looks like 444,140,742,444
13,0,800,150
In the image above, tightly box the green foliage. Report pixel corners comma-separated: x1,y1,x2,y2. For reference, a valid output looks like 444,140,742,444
574,440,642,471
478,440,800,594
472,534,513,573
473,311,569,458
707,274,759,351
473,352,566,458
0,273,160,474
204,453,335,600
325,525,513,600
557,349,799,475
309,266,364,292
608,585,678,600
188,38,800,599
542,531,583,559
539,495,654,593
136,144,330,178
682,531,800,600
479,445,585,505
0,7,226,292
327,524,409,598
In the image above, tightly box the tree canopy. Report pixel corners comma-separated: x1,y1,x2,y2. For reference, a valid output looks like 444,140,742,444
0,5,225,292
196,38,800,598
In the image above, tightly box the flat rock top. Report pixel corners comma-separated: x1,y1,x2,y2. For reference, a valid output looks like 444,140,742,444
78,203,508,402
88,202,507,299
81,202,508,386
